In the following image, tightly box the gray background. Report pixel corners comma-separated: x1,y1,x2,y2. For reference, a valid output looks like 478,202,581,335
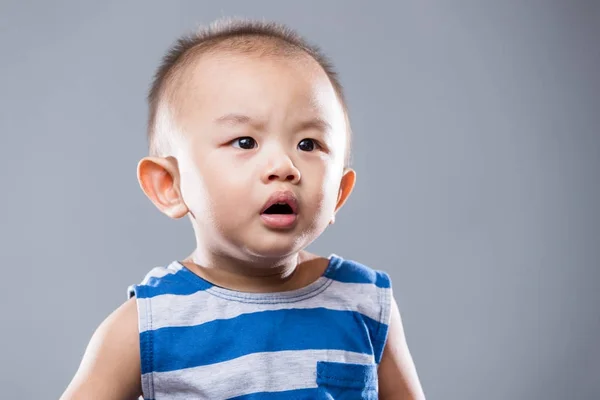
1,1,598,399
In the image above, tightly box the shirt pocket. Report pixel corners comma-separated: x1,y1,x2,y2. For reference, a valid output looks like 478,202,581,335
315,361,378,400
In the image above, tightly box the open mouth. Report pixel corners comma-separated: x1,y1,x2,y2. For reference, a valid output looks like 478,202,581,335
262,202,294,215
260,191,298,215
260,191,299,229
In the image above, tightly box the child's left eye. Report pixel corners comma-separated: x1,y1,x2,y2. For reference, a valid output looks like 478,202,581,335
298,139,318,152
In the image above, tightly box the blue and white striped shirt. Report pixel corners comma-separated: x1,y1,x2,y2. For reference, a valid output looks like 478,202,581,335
128,254,392,399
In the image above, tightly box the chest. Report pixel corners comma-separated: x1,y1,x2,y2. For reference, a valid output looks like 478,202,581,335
146,307,379,398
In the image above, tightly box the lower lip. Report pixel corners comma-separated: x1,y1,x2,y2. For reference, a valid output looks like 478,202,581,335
260,214,297,229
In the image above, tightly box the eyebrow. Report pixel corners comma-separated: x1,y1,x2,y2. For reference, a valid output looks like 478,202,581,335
215,113,255,126
295,117,332,133
214,113,331,132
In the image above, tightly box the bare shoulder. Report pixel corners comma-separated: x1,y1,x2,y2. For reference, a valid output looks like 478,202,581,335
378,296,426,400
60,297,142,400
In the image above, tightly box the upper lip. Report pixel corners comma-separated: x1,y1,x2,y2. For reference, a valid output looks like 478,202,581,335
260,190,299,214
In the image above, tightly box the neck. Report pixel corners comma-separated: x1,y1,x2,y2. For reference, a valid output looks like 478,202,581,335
182,247,318,293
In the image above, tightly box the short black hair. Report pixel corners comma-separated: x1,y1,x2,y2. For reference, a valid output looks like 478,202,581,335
147,17,352,165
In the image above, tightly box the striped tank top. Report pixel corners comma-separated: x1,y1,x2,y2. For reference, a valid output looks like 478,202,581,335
127,254,392,399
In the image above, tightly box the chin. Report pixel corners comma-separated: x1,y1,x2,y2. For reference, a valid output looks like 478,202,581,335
241,232,312,260
245,243,300,260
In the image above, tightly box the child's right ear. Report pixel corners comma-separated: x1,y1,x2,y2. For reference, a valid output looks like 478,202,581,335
137,156,188,219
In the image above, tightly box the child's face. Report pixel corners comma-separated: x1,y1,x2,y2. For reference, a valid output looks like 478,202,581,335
161,52,353,259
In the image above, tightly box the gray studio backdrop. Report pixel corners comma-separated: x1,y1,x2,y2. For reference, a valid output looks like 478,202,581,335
1,1,598,399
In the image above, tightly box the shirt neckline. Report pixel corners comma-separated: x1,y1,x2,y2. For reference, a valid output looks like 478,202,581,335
174,254,342,304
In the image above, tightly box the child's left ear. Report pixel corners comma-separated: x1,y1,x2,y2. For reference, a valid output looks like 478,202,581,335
330,168,356,224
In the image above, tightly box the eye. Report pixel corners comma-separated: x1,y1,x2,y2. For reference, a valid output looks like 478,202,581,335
232,137,257,150
298,138,318,152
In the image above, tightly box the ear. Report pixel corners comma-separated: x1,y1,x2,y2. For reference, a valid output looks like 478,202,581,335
330,168,356,224
137,156,188,219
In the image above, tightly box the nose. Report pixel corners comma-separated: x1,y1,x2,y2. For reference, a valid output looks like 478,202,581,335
261,151,301,184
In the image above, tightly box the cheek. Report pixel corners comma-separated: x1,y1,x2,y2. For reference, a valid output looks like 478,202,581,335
307,167,343,215
321,183,341,216
203,169,254,219
178,156,219,214
179,168,209,213
180,150,258,221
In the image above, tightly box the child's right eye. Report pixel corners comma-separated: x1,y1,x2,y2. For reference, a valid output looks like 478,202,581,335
232,137,257,150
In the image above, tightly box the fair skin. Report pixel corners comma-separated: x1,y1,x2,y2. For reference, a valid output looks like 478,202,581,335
61,48,425,400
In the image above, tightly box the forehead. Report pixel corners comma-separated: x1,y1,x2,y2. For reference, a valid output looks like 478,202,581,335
170,50,345,130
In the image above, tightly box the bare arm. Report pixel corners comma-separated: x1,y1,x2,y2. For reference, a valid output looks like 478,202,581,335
378,297,426,400
60,298,142,400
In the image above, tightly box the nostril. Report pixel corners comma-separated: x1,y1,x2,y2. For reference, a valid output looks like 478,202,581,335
267,173,298,182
